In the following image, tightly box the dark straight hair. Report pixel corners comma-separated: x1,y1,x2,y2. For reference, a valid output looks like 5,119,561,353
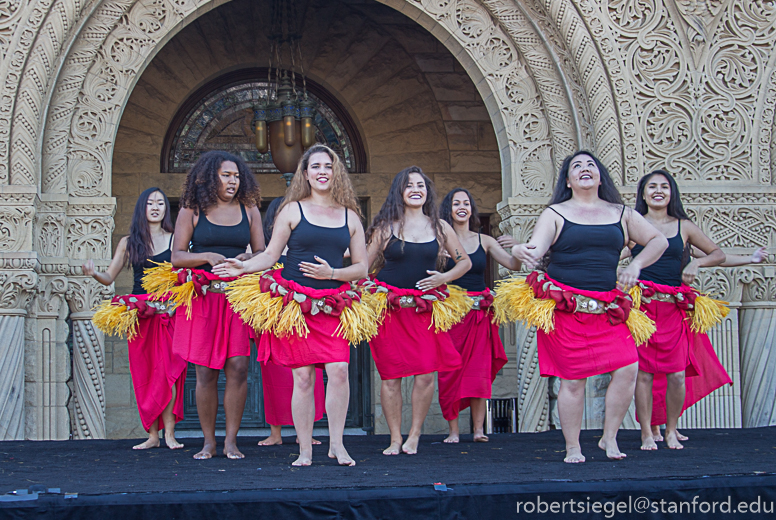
634,169,690,220
126,187,174,266
440,187,480,232
263,196,285,244
549,150,623,206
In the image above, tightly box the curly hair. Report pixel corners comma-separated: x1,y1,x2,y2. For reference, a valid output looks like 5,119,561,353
366,166,447,272
440,187,480,232
125,187,174,266
549,150,623,206
279,144,361,217
180,151,261,214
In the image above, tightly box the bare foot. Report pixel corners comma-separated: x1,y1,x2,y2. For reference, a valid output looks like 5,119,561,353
328,446,356,466
665,430,684,450
133,437,160,450
443,432,459,443
651,426,664,442
564,446,585,463
224,442,245,460
402,435,420,455
676,430,688,441
258,434,282,446
292,449,312,466
383,440,402,455
473,433,489,443
164,432,184,450
193,442,217,460
640,434,658,451
598,437,627,460
296,437,322,445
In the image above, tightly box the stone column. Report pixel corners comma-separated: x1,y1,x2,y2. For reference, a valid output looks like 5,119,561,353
65,198,115,439
0,255,37,440
738,265,776,427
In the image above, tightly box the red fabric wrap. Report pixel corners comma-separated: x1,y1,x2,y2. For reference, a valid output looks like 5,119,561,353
260,359,325,426
527,271,633,326
171,269,250,370
119,293,187,432
258,270,352,369
263,268,358,317
438,289,507,420
533,274,638,380
649,331,732,426
367,280,462,380
639,280,698,311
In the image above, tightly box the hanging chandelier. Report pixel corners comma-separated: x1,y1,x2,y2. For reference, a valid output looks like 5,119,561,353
254,0,316,186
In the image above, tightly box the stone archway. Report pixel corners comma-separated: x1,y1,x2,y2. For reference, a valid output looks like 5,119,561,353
1,0,774,440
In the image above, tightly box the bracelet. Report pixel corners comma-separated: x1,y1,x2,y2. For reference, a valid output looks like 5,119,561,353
330,268,335,280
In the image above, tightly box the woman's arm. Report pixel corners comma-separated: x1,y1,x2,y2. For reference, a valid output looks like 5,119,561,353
298,209,368,282
171,208,226,268
692,245,768,267
510,208,562,269
681,220,725,284
619,208,668,289
416,220,471,291
620,242,635,261
82,236,128,286
482,234,521,271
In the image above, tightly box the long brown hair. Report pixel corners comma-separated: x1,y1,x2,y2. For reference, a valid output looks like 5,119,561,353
279,144,361,216
366,166,447,272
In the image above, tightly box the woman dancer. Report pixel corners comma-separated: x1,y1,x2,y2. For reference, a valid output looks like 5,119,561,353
650,246,766,442
215,144,370,467
257,196,325,447
627,170,730,450
437,188,521,443
155,151,263,460
88,187,187,450
505,151,667,463
365,167,471,456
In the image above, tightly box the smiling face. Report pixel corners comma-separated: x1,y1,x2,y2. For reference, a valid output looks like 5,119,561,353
567,153,601,192
304,151,334,192
403,172,427,208
643,173,671,210
451,191,471,225
145,190,166,223
217,160,240,202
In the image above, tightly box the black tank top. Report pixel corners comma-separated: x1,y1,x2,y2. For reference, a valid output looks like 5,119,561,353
632,219,684,286
190,204,251,272
546,205,625,292
131,234,173,294
377,232,439,289
282,202,350,290
445,234,487,292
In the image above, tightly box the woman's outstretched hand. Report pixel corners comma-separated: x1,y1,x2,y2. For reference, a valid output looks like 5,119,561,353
416,270,447,292
511,243,541,269
299,256,336,280
212,258,245,278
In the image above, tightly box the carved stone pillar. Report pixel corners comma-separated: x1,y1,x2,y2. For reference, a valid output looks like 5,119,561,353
65,198,115,439
0,255,37,440
738,265,776,427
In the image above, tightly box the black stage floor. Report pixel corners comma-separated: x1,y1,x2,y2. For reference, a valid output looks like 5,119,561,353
2,428,775,519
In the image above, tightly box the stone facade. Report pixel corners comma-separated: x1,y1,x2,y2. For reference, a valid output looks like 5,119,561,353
0,0,773,440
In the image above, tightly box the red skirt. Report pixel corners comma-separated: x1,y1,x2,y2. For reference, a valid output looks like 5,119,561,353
650,331,732,425
437,309,507,421
370,306,462,380
172,291,250,370
638,299,693,374
259,310,350,369
537,310,638,380
128,311,188,432
260,361,325,425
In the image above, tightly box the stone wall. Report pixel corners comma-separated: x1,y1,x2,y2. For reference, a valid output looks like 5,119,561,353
0,0,773,440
